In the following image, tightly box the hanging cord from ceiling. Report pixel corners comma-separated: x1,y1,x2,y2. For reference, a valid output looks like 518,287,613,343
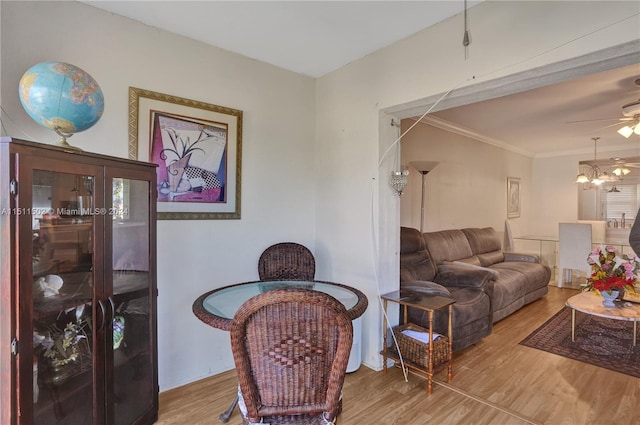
463,0,471,60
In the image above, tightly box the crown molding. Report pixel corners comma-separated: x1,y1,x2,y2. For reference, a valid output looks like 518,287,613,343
414,115,536,158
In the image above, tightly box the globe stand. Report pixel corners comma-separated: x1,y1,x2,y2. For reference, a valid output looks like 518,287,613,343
54,128,82,151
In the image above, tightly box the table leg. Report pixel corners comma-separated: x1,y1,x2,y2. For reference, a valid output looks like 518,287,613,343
447,304,453,382
571,308,575,342
219,394,238,423
382,299,388,374
427,310,434,395
634,321,637,347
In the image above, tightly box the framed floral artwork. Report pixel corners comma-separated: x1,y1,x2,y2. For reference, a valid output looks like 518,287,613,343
507,177,521,218
128,87,242,219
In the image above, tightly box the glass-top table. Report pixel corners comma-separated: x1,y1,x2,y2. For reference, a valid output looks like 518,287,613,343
193,280,368,331
514,235,636,272
192,279,369,423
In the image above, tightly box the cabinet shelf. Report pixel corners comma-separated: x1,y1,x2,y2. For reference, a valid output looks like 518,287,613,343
33,272,93,319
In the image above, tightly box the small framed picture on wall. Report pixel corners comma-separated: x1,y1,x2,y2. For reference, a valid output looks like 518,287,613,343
507,177,521,218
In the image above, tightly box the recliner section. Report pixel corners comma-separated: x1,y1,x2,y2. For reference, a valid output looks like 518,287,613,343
400,226,551,352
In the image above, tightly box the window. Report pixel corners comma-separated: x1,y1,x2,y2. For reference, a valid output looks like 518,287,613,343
603,184,638,227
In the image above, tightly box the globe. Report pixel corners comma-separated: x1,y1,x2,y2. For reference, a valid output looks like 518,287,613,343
19,61,104,148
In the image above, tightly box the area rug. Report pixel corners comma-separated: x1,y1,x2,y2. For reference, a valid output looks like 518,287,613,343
519,307,640,378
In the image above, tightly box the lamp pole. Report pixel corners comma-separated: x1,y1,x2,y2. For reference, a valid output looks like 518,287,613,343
410,161,439,233
420,171,428,233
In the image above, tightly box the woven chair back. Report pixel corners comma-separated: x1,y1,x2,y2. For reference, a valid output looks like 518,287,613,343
230,288,353,424
258,242,316,281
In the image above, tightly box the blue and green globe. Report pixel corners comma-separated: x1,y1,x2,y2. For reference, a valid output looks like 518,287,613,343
19,61,104,138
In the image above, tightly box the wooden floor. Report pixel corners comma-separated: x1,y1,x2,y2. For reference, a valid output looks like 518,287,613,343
157,286,640,425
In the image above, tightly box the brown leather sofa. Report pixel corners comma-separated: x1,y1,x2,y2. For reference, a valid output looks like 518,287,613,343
400,226,551,351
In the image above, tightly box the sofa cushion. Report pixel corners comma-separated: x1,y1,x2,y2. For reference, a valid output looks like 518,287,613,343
462,227,505,266
401,226,425,254
423,229,478,265
400,227,437,282
486,261,551,322
490,261,551,294
484,266,527,311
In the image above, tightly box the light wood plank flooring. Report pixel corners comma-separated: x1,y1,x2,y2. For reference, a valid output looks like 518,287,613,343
157,286,640,424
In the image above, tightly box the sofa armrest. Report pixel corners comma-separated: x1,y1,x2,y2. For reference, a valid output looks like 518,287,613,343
400,280,452,298
434,262,498,290
503,252,540,263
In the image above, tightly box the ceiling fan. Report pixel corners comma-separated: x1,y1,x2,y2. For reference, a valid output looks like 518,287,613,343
567,78,640,137
617,95,640,138
609,157,640,175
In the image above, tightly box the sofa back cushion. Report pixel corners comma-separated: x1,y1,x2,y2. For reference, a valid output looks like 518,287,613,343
422,229,479,266
400,227,437,282
462,227,505,267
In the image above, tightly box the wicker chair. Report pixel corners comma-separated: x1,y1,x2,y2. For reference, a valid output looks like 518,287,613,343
230,288,353,425
258,242,316,281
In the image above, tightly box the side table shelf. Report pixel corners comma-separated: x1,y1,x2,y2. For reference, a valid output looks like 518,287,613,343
380,290,455,394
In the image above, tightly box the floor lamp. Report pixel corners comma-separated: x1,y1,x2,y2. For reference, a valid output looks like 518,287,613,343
410,161,439,233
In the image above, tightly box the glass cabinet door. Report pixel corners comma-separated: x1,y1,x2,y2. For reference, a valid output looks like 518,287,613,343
110,177,154,425
31,170,96,424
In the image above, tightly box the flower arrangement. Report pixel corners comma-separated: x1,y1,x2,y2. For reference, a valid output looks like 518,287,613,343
39,321,89,367
581,245,638,294
34,308,90,368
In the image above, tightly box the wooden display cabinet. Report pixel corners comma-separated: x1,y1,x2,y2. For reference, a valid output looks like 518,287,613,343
0,137,158,425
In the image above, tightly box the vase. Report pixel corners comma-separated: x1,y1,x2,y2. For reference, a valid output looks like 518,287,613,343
599,290,619,307
44,362,76,386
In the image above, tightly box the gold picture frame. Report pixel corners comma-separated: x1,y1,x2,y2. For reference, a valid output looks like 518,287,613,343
128,87,242,220
507,177,521,218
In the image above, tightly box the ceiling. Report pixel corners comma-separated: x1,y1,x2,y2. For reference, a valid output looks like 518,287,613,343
82,1,479,78
82,1,639,159
427,63,640,158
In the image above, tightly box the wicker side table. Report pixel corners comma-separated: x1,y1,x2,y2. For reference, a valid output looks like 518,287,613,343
380,290,454,394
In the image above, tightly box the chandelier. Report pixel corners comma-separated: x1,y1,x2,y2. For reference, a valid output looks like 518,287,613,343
576,137,614,185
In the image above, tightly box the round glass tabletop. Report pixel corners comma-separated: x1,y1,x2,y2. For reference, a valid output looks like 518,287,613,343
193,280,368,331
202,280,360,319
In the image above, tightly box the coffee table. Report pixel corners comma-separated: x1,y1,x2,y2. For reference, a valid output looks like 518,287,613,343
565,291,640,346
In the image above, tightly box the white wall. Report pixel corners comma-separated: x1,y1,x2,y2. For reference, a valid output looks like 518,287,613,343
399,121,533,233
316,0,639,370
1,1,316,391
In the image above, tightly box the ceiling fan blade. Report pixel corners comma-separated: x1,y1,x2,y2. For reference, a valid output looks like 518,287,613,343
565,117,628,124
590,121,631,132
